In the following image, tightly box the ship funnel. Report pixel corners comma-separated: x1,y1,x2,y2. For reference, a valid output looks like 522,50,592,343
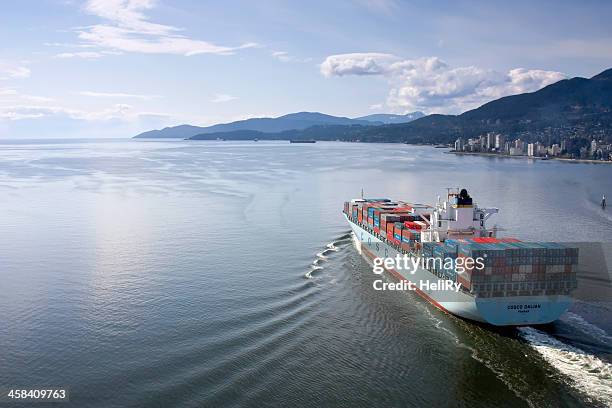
457,189,472,206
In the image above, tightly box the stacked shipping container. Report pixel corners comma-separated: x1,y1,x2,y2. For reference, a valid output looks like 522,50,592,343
426,239,578,297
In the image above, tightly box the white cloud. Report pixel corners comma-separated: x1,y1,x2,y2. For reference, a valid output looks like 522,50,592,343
55,50,122,59
211,93,238,103
272,51,291,62
0,104,117,121
320,53,566,113
0,103,175,138
0,105,62,120
271,51,312,63
79,91,160,99
369,103,383,110
0,62,31,80
21,95,55,103
0,103,170,122
0,87,54,103
320,53,397,77
72,0,258,56
84,0,175,35
0,88,19,96
44,42,98,48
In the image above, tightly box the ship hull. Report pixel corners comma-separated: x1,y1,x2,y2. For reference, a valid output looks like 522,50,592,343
345,215,572,326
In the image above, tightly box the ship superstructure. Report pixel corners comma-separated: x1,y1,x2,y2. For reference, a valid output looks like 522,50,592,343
422,189,499,242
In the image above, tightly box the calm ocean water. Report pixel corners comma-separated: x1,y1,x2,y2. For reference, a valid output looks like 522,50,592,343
0,139,611,408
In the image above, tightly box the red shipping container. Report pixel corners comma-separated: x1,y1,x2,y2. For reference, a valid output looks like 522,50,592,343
373,227,379,234
498,237,521,243
404,221,422,230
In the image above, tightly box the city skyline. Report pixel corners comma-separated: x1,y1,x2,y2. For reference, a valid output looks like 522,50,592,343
454,132,612,161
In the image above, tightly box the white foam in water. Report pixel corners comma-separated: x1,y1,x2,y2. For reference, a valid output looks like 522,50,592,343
561,312,612,345
316,252,328,260
351,232,362,255
304,238,346,279
304,265,323,279
518,326,612,406
326,242,339,251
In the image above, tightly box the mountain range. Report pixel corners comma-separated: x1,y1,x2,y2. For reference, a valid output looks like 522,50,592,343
354,112,425,124
136,68,612,144
133,111,424,139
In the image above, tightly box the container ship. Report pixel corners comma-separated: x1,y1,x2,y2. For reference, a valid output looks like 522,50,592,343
343,189,578,326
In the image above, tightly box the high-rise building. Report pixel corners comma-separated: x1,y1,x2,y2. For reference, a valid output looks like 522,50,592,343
486,133,494,151
548,144,561,156
514,139,524,153
527,143,535,157
538,144,546,156
454,138,464,151
495,134,504,150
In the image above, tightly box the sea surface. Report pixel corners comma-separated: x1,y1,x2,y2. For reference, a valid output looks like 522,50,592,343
0,139,611,408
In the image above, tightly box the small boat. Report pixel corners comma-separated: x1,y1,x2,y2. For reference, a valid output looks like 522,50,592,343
289,140,316,144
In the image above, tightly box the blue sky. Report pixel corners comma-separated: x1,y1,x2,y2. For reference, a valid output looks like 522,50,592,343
1,0,612,138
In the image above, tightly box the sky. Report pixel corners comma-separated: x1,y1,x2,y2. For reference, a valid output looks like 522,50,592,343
1,0,612,138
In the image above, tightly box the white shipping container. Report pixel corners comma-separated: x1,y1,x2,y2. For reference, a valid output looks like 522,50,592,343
415,220,428,229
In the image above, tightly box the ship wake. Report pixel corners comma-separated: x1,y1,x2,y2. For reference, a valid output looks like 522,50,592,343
421,307,539,408
304,233,351,279
518,326,612,406
560,311,612,346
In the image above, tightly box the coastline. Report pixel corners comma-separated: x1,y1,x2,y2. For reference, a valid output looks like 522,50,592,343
447,150,612,164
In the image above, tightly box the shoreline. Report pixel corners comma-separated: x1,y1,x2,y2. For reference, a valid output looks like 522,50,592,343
447,150,612,164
